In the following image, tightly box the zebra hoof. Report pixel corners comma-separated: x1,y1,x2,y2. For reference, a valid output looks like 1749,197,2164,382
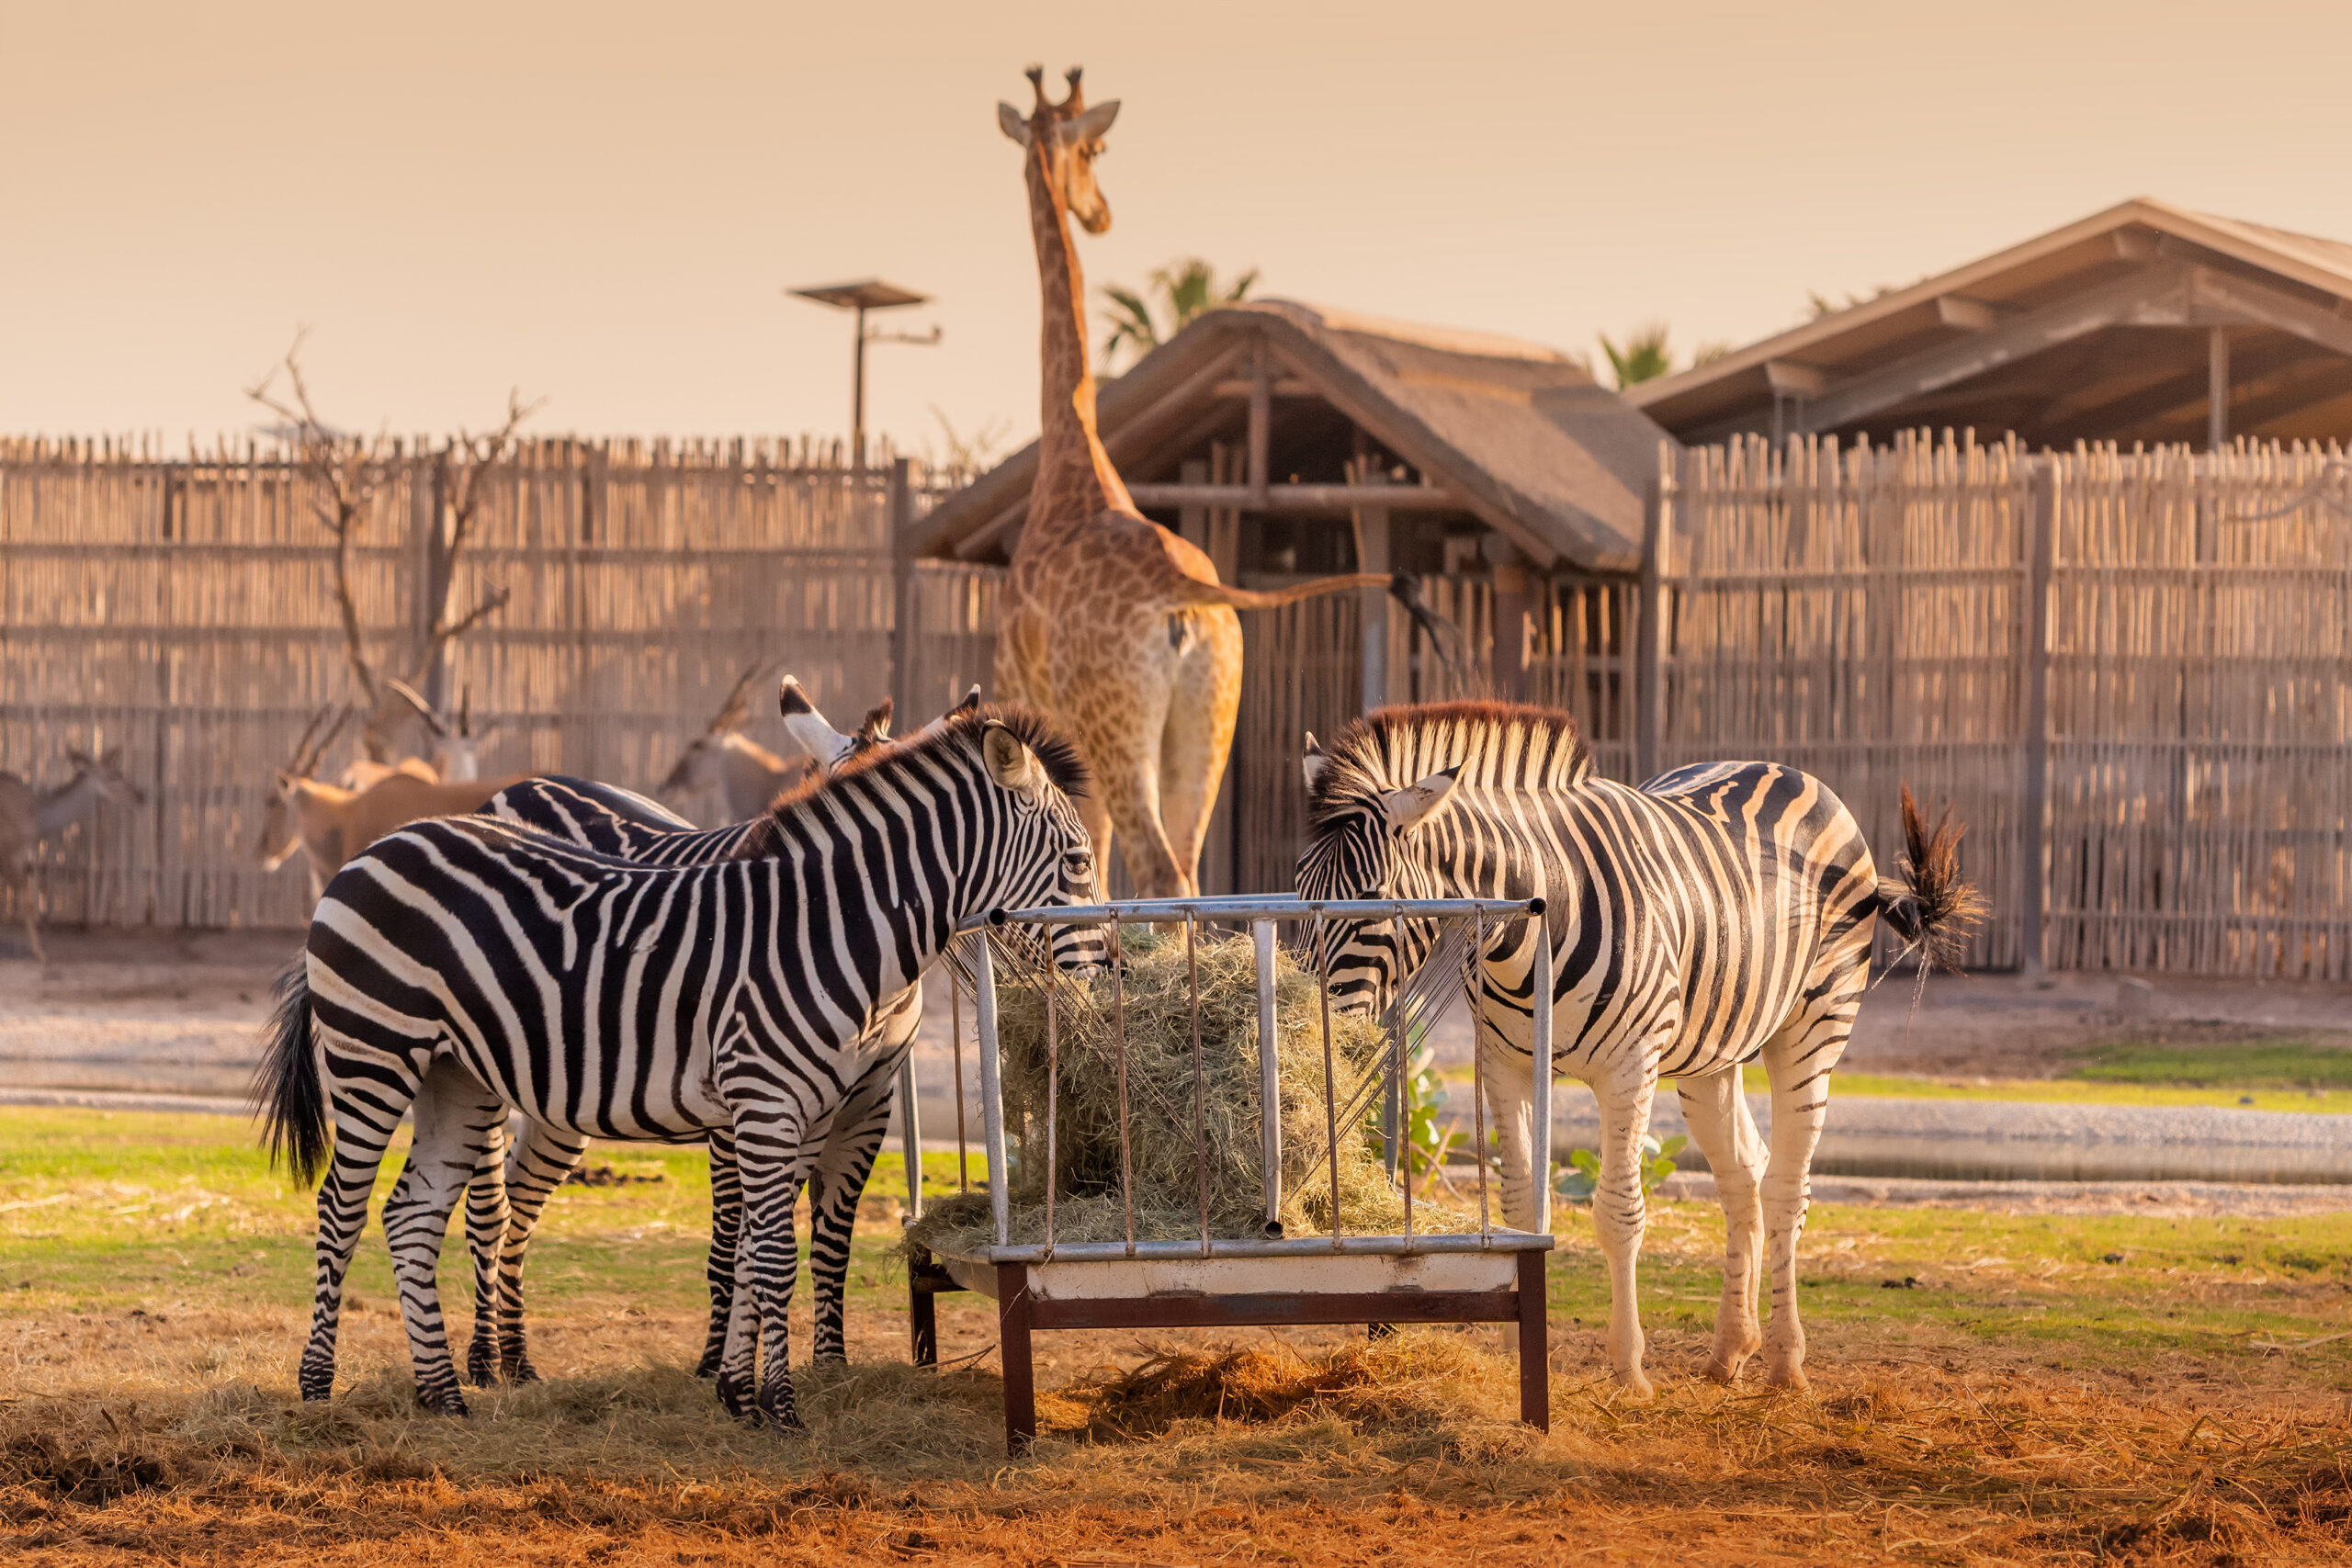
500,1357,543,1385
417,1385,471,1418
693,1352,721,1380
754,1386,803,1431
715,1371,755,1420
466,1344,499,1387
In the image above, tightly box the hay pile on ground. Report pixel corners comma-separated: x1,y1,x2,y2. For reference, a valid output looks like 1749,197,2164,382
909,927,1472,1254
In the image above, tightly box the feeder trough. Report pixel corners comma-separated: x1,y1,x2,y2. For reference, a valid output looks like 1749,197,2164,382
889,896,1555,1454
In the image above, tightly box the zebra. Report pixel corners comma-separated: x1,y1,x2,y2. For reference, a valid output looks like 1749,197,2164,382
1295,702,1982,1396
452,682,974,1387
256,705,1100,1427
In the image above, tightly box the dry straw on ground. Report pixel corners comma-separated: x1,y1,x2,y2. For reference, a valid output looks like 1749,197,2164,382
5,1332,2349,1564
908,927,1476,1255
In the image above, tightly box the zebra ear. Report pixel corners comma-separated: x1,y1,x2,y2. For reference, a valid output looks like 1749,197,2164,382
1381,767,1462,834
779,677,854,767
982,722,1046,801
1301,732,1326,790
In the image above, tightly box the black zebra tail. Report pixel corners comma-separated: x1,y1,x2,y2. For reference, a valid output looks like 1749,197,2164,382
253,960,330,1188
1876,784,1991,973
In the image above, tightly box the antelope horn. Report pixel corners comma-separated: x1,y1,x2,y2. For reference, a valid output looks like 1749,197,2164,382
707,660,771,735
386,678,448,738
291,705,352,779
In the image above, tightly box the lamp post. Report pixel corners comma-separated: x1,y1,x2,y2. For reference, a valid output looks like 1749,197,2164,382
788,278,939,468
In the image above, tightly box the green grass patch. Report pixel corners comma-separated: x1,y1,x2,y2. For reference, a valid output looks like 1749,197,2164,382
1550,1198,2352,1382
2065,1036,2352,1090
0,1107,979,1318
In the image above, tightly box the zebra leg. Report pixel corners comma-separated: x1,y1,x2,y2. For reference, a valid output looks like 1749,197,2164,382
698,1127,740,1378
492,1120,592,1383
1590,1053,1664,1398
380,1057,508,1416
460,1116,512,1388
1476,1015,1544,1231
727,1108,817,1427
300,1046,422,1404
1757,1013,1851,1391
1675,1062,1768,1383
804,1054,901,1363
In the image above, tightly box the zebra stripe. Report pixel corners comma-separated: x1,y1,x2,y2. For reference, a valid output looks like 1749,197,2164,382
1296,702,1978,1398
464,757,922,1383
258,708,1099,1427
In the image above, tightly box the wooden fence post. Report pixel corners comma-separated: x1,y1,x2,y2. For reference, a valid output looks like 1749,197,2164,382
1634,452,1669,784
888,457,916,723
2018,457,2057,975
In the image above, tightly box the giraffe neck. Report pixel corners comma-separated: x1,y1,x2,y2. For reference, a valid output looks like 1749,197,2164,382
1022,139,1130,548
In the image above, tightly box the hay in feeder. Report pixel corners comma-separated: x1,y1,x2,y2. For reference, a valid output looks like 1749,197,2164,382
907,926,1476,1257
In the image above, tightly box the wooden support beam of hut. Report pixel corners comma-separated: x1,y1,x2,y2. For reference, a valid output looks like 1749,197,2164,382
1793,264,2196,432
1124,482,1459,512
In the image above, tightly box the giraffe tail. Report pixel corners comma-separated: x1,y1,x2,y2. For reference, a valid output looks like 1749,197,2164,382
1175,572,1469,672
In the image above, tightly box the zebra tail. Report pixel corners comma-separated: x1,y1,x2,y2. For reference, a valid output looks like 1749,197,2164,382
253,960,330,1187
1876,784,1991,973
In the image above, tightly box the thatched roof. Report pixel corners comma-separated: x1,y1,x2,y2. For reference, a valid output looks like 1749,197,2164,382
911,299,1676,574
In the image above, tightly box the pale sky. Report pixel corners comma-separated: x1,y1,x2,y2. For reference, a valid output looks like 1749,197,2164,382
5,0,2348,458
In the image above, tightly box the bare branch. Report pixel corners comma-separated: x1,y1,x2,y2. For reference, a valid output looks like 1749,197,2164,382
435,584,513,644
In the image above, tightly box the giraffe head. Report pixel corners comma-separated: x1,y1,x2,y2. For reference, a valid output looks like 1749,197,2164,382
998,65,1119,234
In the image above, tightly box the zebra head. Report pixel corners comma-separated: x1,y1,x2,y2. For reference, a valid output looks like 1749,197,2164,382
1294,742,1465,1016
968,715,1106,975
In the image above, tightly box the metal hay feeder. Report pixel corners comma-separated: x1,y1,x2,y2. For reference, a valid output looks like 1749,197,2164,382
898,895,1555,1454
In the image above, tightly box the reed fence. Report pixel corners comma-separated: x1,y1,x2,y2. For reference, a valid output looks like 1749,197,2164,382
0,437,958,931
5,433,2345,976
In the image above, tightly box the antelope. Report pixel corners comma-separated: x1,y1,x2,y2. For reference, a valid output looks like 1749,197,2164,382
1,746,146,962
656,661,812,819
388,679,499,783
257,705,527,897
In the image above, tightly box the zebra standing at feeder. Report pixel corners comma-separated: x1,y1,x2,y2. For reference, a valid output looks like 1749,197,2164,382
456,682,976,1386
256,705,1102,1427
1295,702,1983,1397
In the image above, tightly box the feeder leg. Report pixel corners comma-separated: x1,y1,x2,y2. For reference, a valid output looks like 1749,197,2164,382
1517,1249,1551,1432
910,1270,938,1368
996,1261,1036,1453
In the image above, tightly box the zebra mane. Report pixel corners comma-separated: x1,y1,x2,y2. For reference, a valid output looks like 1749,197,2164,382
735,703,1089,856
1307,701,1592,822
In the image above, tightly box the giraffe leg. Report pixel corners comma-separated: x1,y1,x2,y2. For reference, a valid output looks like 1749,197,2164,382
1061,660,1184,901
1676,1063,1767,1383
1155,606,1241,897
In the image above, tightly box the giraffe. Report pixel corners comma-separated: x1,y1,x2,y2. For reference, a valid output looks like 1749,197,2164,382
994,66,1427,899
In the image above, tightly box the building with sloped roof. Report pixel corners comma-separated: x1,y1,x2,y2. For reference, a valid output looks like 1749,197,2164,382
1629,197,2352,449
911,298,1675,580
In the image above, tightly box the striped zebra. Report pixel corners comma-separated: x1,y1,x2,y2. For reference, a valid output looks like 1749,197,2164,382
452,682,973,1387
1295,702,1982,1396
257,705,1099,1427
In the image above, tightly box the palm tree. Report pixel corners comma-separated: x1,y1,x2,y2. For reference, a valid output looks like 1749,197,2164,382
1101,258,1259,372
1598,323,1676,389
